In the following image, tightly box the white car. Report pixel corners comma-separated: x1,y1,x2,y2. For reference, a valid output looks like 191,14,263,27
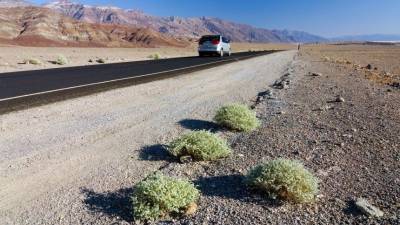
198,35,231,57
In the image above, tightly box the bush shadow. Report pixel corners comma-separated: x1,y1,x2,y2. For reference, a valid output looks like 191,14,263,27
194,174,281,208
47,60,59,65
81,187,134,222
178,119,221,132
138,144,175,162
343,200,363,216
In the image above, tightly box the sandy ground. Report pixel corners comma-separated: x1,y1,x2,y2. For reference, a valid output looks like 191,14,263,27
303,44,400,86
0,43,295,73
0,50,296,224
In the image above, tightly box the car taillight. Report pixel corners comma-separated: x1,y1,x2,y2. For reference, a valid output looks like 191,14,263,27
212,40,220,45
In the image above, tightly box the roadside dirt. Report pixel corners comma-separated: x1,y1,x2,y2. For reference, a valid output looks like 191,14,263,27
303,44,400,86
158,46,400,225
0,51,296,224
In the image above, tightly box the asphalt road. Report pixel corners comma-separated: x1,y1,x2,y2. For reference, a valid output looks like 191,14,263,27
0,51,278,101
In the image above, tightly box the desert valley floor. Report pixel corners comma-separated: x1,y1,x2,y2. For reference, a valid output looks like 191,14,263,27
0,44,399,225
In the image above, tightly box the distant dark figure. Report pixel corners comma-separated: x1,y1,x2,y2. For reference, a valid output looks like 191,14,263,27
297,43,301,51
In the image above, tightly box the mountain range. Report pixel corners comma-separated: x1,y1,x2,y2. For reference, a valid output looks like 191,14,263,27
0,6,188,47
0,0,329,47
0,0,30,7
3,0,397,47
42,0,327,43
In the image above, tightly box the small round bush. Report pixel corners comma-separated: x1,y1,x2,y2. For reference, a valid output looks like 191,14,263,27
168,130,231,161
56,55,68,65
148,53,161,60
132,173,200,221
214,103,260,132
246,159,318,203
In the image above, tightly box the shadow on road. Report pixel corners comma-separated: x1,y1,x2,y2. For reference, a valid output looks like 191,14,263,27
178,119,221,132
81,187,134,222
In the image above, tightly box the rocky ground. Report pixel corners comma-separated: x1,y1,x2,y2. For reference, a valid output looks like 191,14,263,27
305,44,400,87
156,45,400,224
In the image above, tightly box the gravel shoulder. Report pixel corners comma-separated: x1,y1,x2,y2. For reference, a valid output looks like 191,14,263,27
159,48,400,224
0,50,295,224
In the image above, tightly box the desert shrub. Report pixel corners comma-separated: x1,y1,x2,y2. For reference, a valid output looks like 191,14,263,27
168,130,231,161
24,58,41,65
132,172,200,221
246,159,318,203
214,103,260,132
55,55,68,65
148,53,161,60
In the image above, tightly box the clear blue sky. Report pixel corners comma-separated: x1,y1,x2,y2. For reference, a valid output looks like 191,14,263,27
33,0,400,37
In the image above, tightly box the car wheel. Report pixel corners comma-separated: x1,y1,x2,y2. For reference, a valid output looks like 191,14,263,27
228,49,231,56
219,49,224,57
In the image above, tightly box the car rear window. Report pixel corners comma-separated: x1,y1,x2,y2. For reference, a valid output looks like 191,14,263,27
199,36,220,44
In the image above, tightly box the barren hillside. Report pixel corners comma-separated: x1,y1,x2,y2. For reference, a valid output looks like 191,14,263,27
0,7,188,47
44,0,326,43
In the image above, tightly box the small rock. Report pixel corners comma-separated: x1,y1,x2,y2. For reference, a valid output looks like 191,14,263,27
316,194,324,199
317,169,328,177
355,198,384,218
88,59,93,63
395,153,400,161
334,198,346,206
319,105,333,111
330,165,341,173
335,96,345,103
265,89,273,96
236,168,243,173
179,155,193,164
342,134,353,138
237,153,245,157
273,79,289,89
365,64,372,70
311,72,322,77
391,82,400,89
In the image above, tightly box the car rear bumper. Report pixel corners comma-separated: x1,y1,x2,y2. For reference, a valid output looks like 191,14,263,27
198,45,221,51
198,50,219,54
